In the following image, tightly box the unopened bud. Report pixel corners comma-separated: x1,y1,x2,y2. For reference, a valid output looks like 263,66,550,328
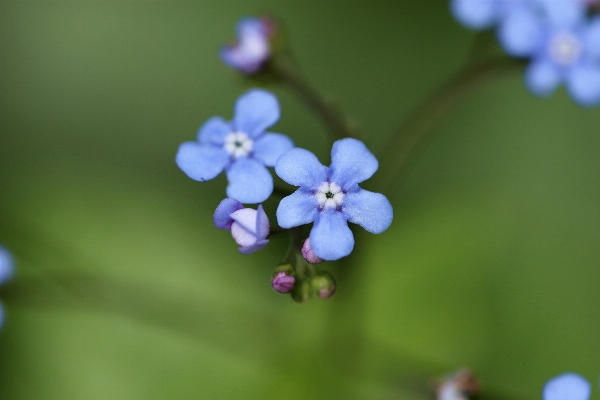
291,280,311,303
310,271,336,299
271,264,295,294
301,238,324,264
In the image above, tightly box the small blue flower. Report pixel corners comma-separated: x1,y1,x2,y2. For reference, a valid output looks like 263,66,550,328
176,89,294,204
0,246,15,330
543,373,591,400
275,138,393,261
498,1,600,105
213,198,270,254
220,17,273,74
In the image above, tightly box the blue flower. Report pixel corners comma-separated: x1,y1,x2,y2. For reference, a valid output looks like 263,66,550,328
543,373,591,400
275,138,393,261
498,1,600,105
176,89,294,204
220,17,272,74
0,246,15,329
213,198,270,254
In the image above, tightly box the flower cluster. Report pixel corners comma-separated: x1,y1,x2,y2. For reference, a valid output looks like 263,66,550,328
451,0,600,106
176,84,392,299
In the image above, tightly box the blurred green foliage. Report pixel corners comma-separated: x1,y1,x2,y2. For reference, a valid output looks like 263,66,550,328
1,1,600,399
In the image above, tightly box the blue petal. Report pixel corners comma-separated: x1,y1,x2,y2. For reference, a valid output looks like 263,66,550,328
309,208,354,261
253,133,294,167
330,138,378,190
276,188,319,229
566,64,600,106
256,204,270,240
238,239,269,255
450,0,497,29
197,117,231,145
583,16,600,58
226,157,273,203
275,148,328,189
176,142,228,182
233,89,280,138
213,198,244,230
497,5,543,57
230,208,258,234
539,0,586,27
525,60,562,96
543,373,590,400
342,189,393,234
237,17,267,36
0,247,14,285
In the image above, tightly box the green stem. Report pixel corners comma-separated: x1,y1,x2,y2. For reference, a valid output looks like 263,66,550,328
270,56,355,141
375,56,526,192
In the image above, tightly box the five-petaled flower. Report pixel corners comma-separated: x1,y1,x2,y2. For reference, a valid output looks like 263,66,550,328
543,373,592,400
220,17,273,74
275,138,393,261
213,198,270,254
176,89,294,204
499,0,600,105
0,246,15,330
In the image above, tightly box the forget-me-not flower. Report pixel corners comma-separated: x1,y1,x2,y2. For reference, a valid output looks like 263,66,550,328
543,373,591,400
176,89,294,203
220,17,272,74
0,246,15,329
275,138,393,261
214,198,270,254
498,0,600,105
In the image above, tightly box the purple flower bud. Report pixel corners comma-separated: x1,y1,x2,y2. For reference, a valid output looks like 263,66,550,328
271,264,295,294
213,198,270,254
272,271,295,294
301,238,324,264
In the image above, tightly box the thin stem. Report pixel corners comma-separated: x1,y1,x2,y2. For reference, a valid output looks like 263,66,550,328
375,56,526,192
270,56,355,141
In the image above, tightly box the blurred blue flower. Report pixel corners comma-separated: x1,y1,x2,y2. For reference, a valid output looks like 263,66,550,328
450,0,543,30
176,89,294,203
498,1,600,105
220,17,273,74
275,138,393,261
543,373,591,400
213,198,270,254
0,246,15,330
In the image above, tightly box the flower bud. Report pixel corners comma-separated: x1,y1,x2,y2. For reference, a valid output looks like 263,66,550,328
271,264,295,294
310,271,336,299
213,199,270,254
301,238,324,264
291,280,311,303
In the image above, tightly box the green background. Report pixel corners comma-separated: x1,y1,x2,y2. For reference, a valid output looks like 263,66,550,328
1,1,599,399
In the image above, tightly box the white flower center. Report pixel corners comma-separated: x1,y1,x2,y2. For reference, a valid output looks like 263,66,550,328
548,31,582,66
241,33,269,60
224,131,253,158
315,182,344,209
